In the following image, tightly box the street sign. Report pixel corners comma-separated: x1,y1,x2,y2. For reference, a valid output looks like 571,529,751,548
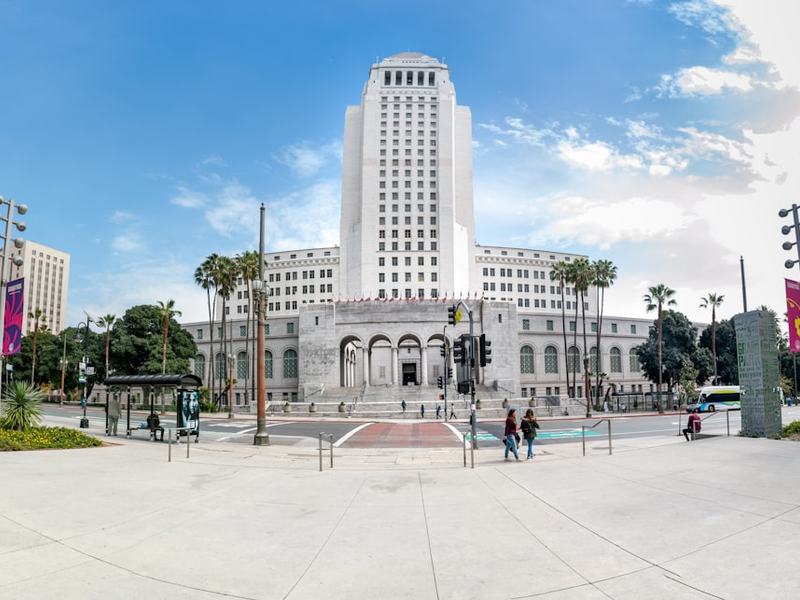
86,366,95,375
78,376,86,384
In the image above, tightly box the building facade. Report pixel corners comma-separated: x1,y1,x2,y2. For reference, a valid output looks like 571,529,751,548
183,54,654,408
6,240,70,335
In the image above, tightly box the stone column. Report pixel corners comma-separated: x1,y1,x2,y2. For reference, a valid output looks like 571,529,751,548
362,346,370,387
392,347,399,385
420,346,428,386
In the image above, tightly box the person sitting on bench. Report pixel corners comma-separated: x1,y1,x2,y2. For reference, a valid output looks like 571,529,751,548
683,409,701,441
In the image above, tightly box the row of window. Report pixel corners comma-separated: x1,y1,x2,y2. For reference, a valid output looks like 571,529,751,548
378,289,439,299
195,322,293,340
378,256,438,267
527,319,637,334
194,349,298,381
267,269,334,284
378,272,438,283
378,242,438,251
382,71,437,87
519,345,640,375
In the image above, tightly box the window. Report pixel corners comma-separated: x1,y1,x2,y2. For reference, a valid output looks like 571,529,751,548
629,352,641,372
520,346,534,374
610,348,622,373
522,319,530,331
194,354,205,379
591,322,597,333
196,329,203,340
589,347,599,373
546,320,554,331
287,322,295,334
611,323,618,333
567,346,581,373
569,321,576,332
215,353,227,379
630,324,637,334
237,352,248,379
283,349,298,379
544,346,559,374
265,350,273,379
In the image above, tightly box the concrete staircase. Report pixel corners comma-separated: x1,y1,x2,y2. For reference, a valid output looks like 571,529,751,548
267,384,558,420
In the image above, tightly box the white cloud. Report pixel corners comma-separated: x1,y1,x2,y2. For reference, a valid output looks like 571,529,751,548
557,140,644,172
657,66,754,97
275,141,342,178
111,233,144,253
171,186,207,209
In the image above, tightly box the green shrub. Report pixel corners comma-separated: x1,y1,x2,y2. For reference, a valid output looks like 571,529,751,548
0,427,102,451
781,420,800,438
1,382,44,431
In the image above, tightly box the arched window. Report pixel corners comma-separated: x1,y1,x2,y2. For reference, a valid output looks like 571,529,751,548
194,354,205,380
215,353,227,379
283,349,298,379
520,346,534,374
236,352,248,379
610,347,623,373
265,350,273,379
544,346,559,374
568,346,582,373
589,347,599,373
629,351,641,373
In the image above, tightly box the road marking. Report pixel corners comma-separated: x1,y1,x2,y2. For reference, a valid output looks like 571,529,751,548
536,429,601,439
335,422,372,447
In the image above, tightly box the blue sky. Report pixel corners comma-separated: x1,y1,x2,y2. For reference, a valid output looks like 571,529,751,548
1,0,797,328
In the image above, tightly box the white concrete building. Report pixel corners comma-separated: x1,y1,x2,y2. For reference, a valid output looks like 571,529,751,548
182,53,654,410
6,240,70,335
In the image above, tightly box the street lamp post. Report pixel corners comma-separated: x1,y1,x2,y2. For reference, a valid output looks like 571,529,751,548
252,203,270,446
0,195,27,414
77,316,92,428
59,331,67,407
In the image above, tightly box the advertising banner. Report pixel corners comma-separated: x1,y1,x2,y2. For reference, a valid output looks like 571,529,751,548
178,390,200,433
2,278,24,355
786,278,800,352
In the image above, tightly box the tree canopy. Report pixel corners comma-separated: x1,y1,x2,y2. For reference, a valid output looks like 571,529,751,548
698,319,738,385
110,304,196,376
634,310,713,389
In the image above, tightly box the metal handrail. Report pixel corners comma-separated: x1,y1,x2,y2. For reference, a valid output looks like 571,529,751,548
582,418,612,456
166,427,195,462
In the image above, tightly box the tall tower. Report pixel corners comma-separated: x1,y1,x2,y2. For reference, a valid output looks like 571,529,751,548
339,53,475,300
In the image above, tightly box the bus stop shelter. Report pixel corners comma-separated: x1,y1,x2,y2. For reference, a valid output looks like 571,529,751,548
103,374,202,441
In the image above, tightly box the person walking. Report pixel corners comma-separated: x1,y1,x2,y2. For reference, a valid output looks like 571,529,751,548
436,404,441,419
401,398,407,415
683,409,701,441
503,408,520,461
107,396,121,436
449,405,457,420
420,404,425,418
520,408,539,459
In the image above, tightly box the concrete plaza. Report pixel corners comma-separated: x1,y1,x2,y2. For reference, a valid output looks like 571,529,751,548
1,416,799,599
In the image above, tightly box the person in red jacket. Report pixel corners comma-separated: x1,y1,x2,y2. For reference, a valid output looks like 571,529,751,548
504,408,520,461
684,409,701,441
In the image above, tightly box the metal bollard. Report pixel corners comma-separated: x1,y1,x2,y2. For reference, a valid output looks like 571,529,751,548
168,429,173,462
319,432,334,471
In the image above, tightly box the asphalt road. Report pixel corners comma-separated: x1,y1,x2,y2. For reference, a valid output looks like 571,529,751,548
39,403,794,448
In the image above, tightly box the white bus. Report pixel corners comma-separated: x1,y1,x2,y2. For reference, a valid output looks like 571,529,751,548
686,386,740,412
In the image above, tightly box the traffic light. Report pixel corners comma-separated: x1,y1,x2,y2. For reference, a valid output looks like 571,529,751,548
437,376,443,389
440,344,446,358
447,304,458,326
447,367,453,380
479,333,492,366
452,337,464,365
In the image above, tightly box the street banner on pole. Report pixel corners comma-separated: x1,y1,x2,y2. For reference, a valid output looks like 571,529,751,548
786,278,800,352
2,278,24,355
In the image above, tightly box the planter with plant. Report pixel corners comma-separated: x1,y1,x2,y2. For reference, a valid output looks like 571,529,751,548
309,402,317,413
338,401,346,413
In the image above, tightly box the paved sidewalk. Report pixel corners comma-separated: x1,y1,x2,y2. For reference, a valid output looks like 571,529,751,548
1,421,800,598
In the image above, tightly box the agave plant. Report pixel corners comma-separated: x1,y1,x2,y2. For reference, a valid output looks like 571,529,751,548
1,382,44,431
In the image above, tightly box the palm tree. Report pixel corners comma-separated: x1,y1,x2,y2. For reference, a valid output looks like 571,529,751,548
156,300,182,416
699,293,724,385
95,314,117,380
593,260,617,408
157,300,182,375
569,258,593,416
237,250,259,404
1,382,44,431
214,256,238,410
195,253,221,395
550,261,571,396
644,284,677,413
28,309,46,384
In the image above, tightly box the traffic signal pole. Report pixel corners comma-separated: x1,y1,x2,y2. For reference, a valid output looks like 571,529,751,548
449,301,477,454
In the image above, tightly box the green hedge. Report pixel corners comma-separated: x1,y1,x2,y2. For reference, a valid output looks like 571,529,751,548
0,427,103,451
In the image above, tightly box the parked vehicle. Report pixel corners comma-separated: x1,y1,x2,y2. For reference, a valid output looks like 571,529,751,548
686,386,740,412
